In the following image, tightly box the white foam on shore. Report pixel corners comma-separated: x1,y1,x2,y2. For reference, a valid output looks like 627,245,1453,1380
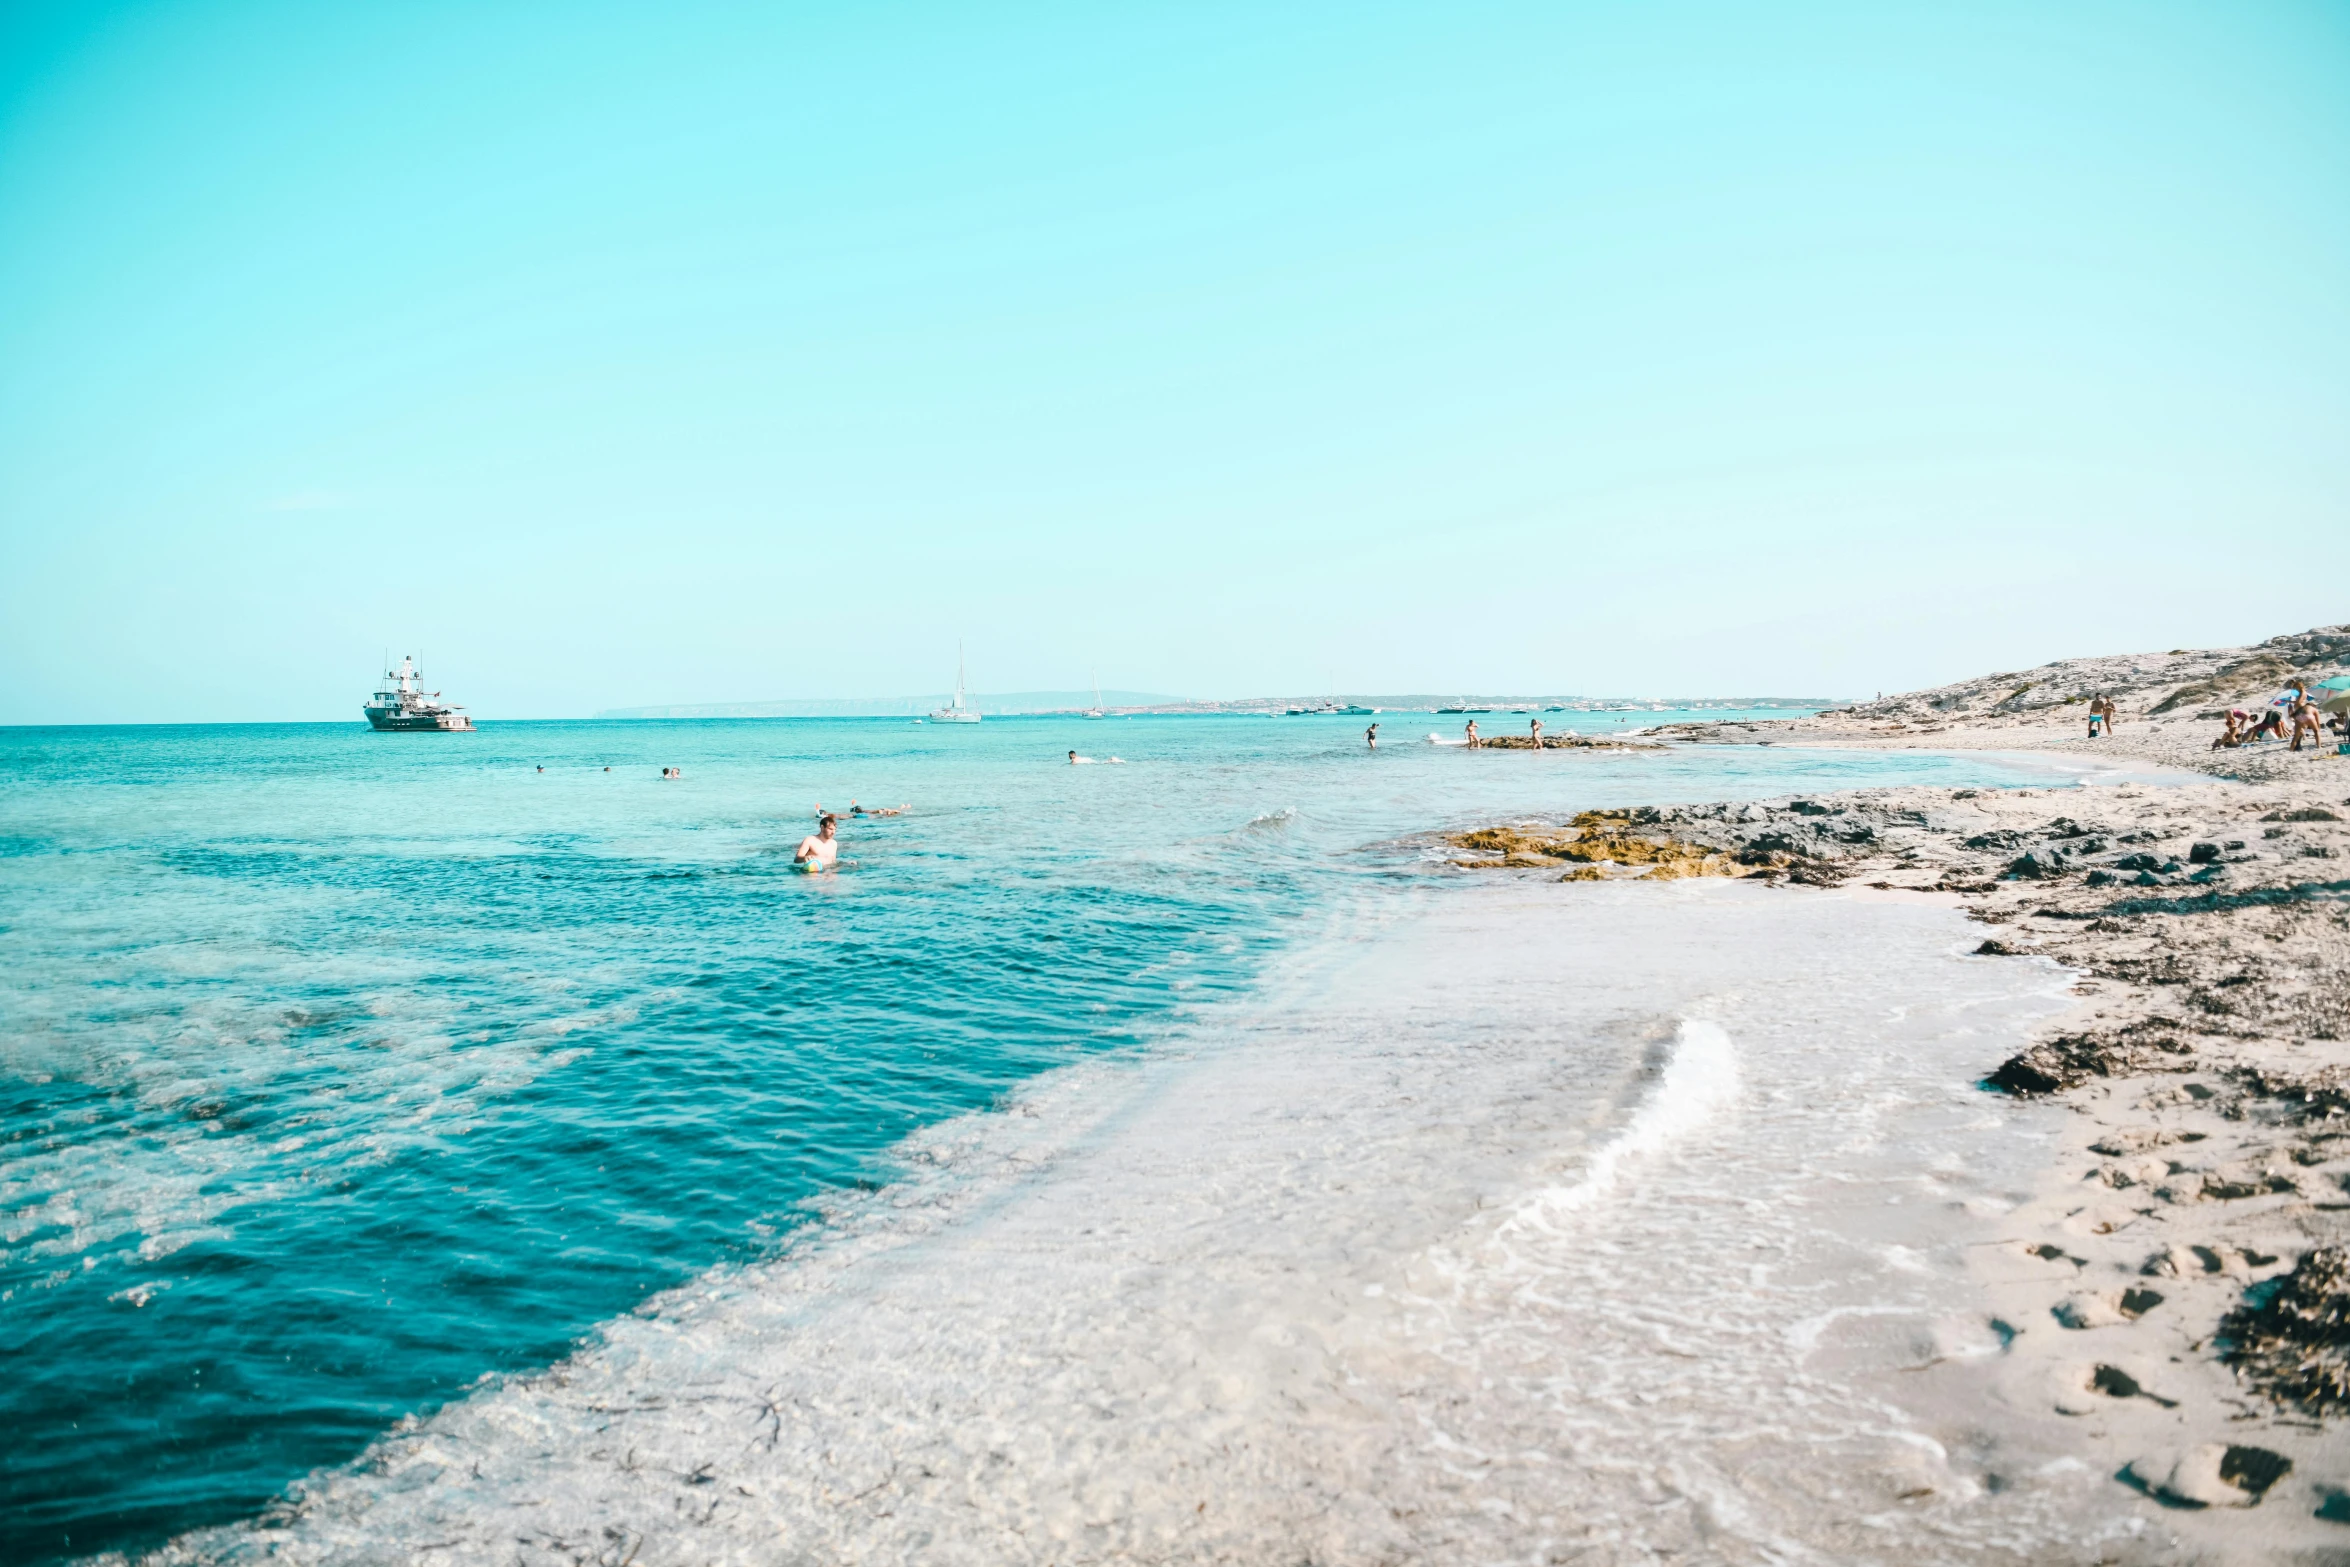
147,880,2184,1567
1506,1017,1737,1230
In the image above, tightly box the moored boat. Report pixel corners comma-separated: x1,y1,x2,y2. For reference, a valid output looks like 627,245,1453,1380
364,656,474,731
930,645,982,723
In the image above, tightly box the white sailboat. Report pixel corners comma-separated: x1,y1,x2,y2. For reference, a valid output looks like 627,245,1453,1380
1083,669,1106,719
930,644,982,723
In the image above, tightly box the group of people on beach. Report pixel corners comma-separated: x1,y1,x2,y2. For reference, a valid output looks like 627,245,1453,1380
2211,685,2342,752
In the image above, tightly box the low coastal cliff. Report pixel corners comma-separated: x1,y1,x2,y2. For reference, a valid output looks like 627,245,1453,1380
1450,622,2350,1523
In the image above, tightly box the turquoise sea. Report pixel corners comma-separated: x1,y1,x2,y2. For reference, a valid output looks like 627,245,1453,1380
0,714,2091,1562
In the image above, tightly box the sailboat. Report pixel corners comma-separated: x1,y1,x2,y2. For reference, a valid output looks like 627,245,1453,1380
930,644,982,723
1083,669,1106,719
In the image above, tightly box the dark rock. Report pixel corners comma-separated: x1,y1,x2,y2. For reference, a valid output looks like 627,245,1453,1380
1988,1027,2192,1096
2219,1446,2293,1502
2190,842,2222,864
2266,807,2342,822
2087,870,2116,886
2008,850,2070,879
2114,853,2166,872
2092,1364,2146,1398
2220,1248,2350,1416
1966,830,2026,850
1786,800,1832,815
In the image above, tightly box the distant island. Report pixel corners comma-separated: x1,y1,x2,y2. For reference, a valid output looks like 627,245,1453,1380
594,693,1847,720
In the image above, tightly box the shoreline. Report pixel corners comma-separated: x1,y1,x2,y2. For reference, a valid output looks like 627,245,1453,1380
1445,695,2349,1537
149,876,2194,1565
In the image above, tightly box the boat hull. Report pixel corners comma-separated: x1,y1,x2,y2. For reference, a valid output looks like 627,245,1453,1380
364,707,474,731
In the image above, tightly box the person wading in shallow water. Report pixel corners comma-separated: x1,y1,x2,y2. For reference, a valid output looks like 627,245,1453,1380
1530,716,1543,749
1365,723,1378,750
1465,719,1480,749
795,813,839,871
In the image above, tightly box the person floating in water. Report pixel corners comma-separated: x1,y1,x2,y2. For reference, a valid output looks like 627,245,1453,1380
1365,722,1378,750
795,813,839,871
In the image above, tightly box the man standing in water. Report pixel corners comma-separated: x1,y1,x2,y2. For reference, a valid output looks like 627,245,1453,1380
795,813,839,872
1365,722,1378,750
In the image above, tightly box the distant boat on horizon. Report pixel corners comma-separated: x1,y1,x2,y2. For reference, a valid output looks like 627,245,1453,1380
364,655,473,731
930,645,982,723
1083,669,1106,719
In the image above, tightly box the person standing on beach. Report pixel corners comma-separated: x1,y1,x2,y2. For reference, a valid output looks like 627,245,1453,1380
2289,692,2322,751
2086,696,2105,739
1530,716,1544,749
1365,723,1378,750
1465,719,1480,749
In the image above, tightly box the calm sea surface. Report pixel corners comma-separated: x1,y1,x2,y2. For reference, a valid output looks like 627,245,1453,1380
0,714,2075,1562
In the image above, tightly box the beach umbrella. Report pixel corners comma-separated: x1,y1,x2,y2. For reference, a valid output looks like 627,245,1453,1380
2317,674,2350,715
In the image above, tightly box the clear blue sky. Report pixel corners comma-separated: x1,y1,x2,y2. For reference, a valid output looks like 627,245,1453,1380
2,0,2344,722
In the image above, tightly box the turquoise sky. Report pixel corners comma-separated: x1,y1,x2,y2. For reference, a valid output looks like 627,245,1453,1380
2,1,2344,722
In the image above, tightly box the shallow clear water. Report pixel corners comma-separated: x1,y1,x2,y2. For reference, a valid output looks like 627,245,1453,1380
0,714,2084,1562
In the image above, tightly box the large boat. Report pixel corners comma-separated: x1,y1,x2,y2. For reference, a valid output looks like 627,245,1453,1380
364,656,474,731
930,645,982,723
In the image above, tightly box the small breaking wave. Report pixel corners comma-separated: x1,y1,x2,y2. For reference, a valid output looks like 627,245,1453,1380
1504,1017,1737,1231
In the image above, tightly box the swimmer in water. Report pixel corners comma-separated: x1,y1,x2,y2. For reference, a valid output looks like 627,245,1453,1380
795,813,839,871
1365,723,1378,750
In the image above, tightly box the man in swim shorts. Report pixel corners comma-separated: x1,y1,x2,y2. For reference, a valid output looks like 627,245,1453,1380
795,814,839,871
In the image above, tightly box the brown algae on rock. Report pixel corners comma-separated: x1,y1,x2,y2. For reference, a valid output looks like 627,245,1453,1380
1448,812,1738,880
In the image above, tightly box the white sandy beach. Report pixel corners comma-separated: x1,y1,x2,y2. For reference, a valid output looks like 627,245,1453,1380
148,875,2247,1566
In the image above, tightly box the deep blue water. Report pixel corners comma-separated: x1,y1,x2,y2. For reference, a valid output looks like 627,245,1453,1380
0,714,2079,1562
